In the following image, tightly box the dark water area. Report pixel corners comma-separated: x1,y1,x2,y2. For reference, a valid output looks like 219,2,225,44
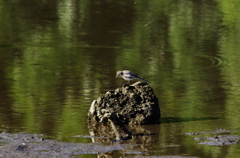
1,0,240,157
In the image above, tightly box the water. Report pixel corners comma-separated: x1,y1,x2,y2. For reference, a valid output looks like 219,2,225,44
1,0,240,157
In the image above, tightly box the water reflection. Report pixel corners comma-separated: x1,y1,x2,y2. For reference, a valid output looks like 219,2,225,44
1,0,240,157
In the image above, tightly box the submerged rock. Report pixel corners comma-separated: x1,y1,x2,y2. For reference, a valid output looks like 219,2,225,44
197,135,240,146
88,81,160,125
184,129,240,146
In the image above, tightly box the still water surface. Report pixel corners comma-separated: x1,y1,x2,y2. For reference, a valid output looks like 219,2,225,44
1,0,240,157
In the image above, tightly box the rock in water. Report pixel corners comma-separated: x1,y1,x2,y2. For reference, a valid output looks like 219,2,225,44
88,81,160,125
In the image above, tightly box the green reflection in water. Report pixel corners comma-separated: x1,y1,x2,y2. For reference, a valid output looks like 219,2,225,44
1,0,240,157
217,1,240,158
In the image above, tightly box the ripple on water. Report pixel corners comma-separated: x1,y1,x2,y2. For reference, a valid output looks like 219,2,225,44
196,54,228,69
208,55,228,67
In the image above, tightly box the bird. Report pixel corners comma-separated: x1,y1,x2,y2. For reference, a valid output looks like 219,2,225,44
116,70,149,83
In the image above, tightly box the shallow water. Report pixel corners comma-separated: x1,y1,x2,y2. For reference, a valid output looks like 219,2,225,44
1,0,240,157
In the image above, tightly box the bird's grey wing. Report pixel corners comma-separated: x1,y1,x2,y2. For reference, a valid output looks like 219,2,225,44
123,73,133,80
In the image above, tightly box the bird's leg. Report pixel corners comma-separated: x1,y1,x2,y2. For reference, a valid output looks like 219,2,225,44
122,81,131,87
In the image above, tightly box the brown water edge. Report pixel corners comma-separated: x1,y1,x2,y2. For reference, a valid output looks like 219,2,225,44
0,128,239,158
0,132,196,158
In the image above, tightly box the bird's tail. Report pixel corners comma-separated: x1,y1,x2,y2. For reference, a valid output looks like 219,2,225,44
137,77,150,83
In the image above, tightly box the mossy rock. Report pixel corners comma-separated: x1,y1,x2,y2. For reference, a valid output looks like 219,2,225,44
88,81,160,125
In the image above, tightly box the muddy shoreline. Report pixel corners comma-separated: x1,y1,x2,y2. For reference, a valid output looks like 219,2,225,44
0,132,131,158
0,128,239,157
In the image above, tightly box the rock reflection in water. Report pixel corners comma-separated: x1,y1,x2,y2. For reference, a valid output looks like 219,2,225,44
88,122,160,156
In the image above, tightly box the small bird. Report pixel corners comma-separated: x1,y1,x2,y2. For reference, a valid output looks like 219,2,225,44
116,70,149,83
